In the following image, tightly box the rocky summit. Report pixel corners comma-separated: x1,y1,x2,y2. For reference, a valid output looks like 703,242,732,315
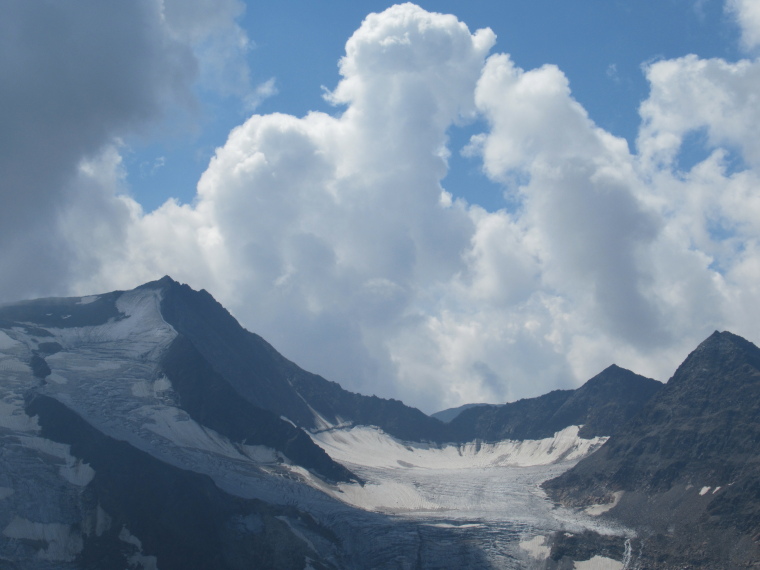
0,277,756,568
543,330,760,568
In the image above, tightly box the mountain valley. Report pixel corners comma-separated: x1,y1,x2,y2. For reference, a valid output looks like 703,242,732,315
0,277,756,568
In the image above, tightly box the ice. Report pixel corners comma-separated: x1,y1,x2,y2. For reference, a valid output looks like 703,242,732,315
520,535,550,560
574,555,624,569
139,404,282,465
0,331,19,350
585,491,623,516
276,516,319,554
0,398,40,432
0,356,30,374
311,424,607,470
0,284,634,567
3,516,83,561
16,435,95,486
119,526,159,570
334,477,439,512
307,422,630,567
48,373,68,385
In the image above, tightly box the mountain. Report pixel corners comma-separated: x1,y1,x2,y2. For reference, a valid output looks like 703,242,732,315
447,364,662,442
430,403,494,423
0,276,686,568
543,331,760,568
157,277,446,443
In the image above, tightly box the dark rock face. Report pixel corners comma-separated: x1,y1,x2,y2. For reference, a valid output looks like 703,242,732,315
447,365,661,442
156,277,662,446
25,393,342,570
157,277,447,443
543,331,760,568
430,403,494,423
160,334,356,483
0,276,706,569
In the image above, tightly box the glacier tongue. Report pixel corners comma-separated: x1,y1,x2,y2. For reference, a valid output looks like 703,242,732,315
309,424,620,540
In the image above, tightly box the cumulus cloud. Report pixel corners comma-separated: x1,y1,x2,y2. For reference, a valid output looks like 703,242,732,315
5,1,760,413
162,0,252,97
0,0,256,300
728,0,760,51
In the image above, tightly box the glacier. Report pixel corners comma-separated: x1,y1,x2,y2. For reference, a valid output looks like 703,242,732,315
0,282,634,568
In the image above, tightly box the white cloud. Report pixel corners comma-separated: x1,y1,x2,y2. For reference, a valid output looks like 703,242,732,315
728,0,760,51
161,0,252,97
638,55,760,169
6,2,760,413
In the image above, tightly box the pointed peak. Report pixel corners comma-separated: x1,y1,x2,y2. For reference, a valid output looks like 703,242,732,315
671,330,760,384
579,363,662,391
135,275,180,292
693,330,755,354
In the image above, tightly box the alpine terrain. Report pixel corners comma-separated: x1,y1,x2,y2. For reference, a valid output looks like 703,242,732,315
0,277,755,568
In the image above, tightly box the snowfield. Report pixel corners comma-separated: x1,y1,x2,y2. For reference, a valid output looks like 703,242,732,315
307,423,629,568
311,424,606,470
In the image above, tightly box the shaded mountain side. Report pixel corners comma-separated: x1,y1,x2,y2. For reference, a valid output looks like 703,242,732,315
543,331,760,568
448,389,574,442
24,393,342,570
156,277,447,442
448,365,661,442
550,364,663,438
160,335,356,483
156,277,664,445
430,403,494,423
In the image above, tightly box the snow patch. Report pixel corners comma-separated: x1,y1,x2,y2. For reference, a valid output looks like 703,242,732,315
0,356,31,374
3,516,83,561
83,505,112,537
574,555,624,569
700,486,711,496
584,491,623,516
0,398,39,432
276,516,318,554
520,535,550,560
119,526,159,570
48,372,68,385
141,404,281,464
132,375,173,398
0,331,19,350
59,457,96,487
76,295,99,305
17,435,95,486
280,415,297,428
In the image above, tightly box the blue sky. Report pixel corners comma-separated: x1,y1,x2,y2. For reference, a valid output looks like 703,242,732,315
3,0,760,412
124,0,743,213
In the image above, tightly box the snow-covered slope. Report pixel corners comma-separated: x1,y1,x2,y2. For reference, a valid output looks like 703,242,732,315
313,424,606,471
0,278,640,569
310,425,608,519
0,284,353,568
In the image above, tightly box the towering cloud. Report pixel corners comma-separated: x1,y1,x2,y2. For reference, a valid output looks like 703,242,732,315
2,2,759,412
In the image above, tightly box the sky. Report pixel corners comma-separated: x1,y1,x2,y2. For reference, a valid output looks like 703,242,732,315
3,0,760,414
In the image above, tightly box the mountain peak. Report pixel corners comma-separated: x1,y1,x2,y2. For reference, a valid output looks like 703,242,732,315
670,330,760,387
137,274,179,291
